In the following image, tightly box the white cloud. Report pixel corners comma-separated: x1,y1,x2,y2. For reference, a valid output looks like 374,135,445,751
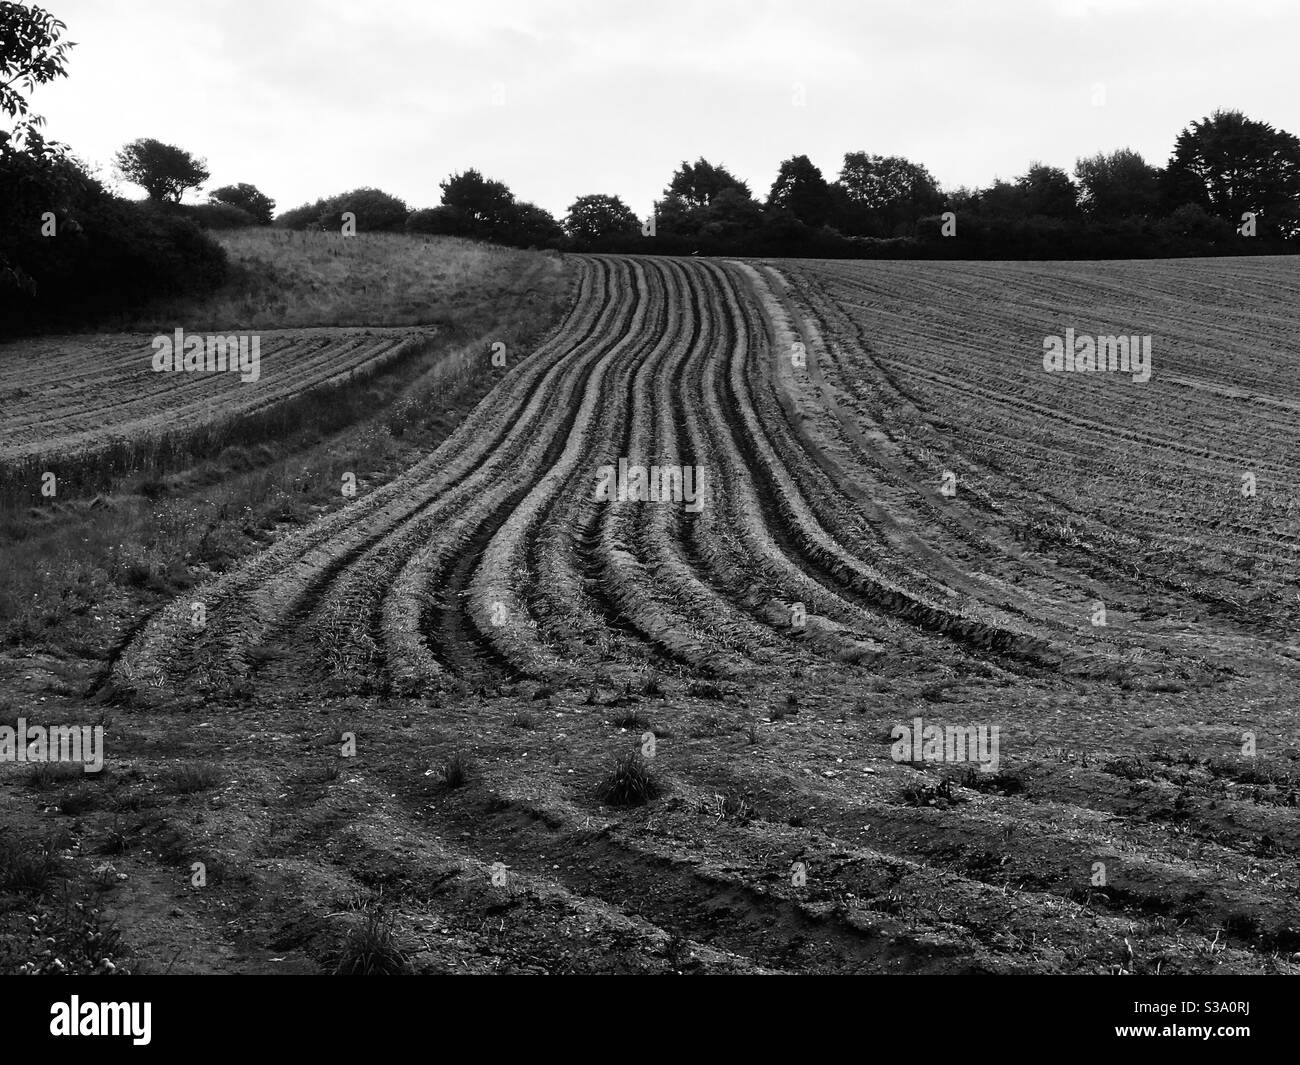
28,0,1300,217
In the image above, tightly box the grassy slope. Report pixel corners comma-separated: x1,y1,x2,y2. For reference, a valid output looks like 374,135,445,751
83,229,556,332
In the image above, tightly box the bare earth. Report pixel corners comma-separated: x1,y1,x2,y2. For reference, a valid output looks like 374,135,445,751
3,254,1298,975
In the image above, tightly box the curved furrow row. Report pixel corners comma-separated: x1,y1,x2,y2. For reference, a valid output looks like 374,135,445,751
462,257,666,677
745,262,1106,648
114,259,610,693
780,261,1300,650
709,260,1058,664
5,334,418,466
114,252,1215,699
302,258,642,691
669,257,891,664
574,261,767,675
426,258,661,682
504,257,755,678
632,257,797,669
671,260,908,663
517,262,679,677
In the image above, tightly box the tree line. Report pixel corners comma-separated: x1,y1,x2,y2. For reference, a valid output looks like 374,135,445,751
3,1,1298,335
265,108,1300,258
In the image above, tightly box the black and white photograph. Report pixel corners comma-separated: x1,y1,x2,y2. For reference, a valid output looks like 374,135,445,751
0,0,1295,1038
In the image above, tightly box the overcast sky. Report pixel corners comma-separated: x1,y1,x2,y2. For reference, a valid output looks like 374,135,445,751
30,0,1299,219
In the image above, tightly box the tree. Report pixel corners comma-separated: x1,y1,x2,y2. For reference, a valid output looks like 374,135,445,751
405,205,466,236
767,155,833,227
942,185,980,214
1,148,90,296
699,186,765,242
114,138,209,202
1,14,227,322
1,2,77,292
316,187,407,231
439,169,516,231
1164,110,1300,238
1160,202,1234,242
2,148,227,326
966,178,1025,219
1073,149,1161,219
0,1,75,158
502,201,564,247
209,182,275,224
654,159,761,245
664,158,750,209
835,152,943,235
275,188,407,231
275,197,330,230
563,194,640,247
1015,163,1079,219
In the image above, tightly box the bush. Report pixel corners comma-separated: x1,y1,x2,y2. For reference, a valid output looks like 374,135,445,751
208,182,275,224
273,199,328,230
276,187,409,233
0,148,229,334
183,202,257,229
405,205,466,236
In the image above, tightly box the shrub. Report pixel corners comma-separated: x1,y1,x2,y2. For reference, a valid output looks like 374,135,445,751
277,187,409,233
183,202,257,229
208,182,275,224
0,151,228,333
405,206,466,236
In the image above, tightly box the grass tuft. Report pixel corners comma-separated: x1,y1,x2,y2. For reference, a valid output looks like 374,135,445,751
334,905,410,976
164,762,224,794
436,751,472,790
596,751,662,807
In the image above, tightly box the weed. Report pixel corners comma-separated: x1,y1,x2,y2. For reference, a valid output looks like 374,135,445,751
701,789,754,822
436,751,472,790
57,785,101,815
334,904,410,976
612,709,649,731
26,762,84,791
596,751,662,807
164,762,224,794
0,832,62,894
900,776,966,808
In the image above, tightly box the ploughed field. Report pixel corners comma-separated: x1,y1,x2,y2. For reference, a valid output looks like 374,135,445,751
10,253,1300,974
0,327,426,496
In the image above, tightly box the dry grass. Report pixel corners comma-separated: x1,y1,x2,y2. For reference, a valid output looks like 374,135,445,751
112,229,569,331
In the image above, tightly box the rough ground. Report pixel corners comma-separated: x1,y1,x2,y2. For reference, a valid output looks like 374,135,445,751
2,254,1298,974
